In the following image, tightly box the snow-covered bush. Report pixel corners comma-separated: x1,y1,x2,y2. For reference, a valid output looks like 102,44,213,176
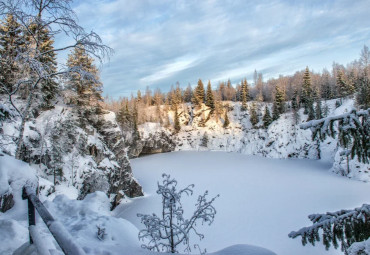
137,174,219,254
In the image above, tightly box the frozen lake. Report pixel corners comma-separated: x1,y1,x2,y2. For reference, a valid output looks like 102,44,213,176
115,151,370,255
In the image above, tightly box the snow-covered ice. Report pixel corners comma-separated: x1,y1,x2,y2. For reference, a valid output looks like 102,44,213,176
115,151,370,255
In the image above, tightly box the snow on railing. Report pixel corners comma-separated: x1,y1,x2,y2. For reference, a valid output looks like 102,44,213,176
22,186,86,255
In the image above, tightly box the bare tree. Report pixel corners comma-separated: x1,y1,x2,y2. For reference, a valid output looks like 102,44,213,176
137,174,219,254
0,0,112,159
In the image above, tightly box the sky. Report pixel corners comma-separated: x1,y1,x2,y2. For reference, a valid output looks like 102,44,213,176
71,0,370,98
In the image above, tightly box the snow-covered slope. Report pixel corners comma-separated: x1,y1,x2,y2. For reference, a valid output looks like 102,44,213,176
0,99,143,210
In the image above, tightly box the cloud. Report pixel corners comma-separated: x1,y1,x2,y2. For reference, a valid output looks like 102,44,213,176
71,0,370,98
140,55,200,84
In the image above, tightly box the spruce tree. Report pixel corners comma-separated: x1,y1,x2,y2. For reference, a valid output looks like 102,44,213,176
250,103,258,128
301,67,314,117
33,25,58,108
0,14,25,93
356,76,370,109
174,105,181,133
337,70,355,99
184,84,192,103
262,106,272,128
223,107,230,128
272,86,285,120
67,46,103,115
205,80,215,112
315,97,323,120
241,78,248,111
195,79,205,104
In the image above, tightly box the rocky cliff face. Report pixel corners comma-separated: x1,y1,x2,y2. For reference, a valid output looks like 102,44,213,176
125,122,176,158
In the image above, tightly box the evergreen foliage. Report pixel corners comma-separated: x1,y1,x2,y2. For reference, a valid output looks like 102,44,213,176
205,80,215,112
201,132,209,147
337,70,355,98
301,108,370,164
356,75,370,109
0,14,25,93
174,106,181,133
289,204,370,254
272,86,285,120
262,106,272,128
301,67,315,119
250,103,259,128
241,78,248,111
67,47,103,115
26,24,58,108
193,79,205,106
223,107,230,128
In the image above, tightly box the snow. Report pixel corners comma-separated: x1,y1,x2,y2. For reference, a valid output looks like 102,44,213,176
115,151,370,255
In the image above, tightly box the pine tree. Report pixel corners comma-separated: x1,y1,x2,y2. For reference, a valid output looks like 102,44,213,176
223,107,230,128
30,25,58,108
241,78,248,111
291,89,299,111
184,84,192,103
67,46,103,115
205,80,215,112
0,14,25,93
356,75,370,109
250,103,258,128
262,106,272,128
174,105,181,133
272,86,285,120
315,97,323,120
301,67,314,118
337,70,355,98
193,79,205,105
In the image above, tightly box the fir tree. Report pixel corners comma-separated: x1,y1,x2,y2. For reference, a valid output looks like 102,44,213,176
250,103,259,128
193,79,205,105
262,106,272,128
67,46,103,115
0,14,25,93
174,105,181,133
272,86,285,120
30,25,58,108
356,75,370,109
291,89,299,111
184,84,193,103
315,97,323,120
223,107,230,128
241,78,248,111
337,70,355,98
205,80,215,112
301,67,314,119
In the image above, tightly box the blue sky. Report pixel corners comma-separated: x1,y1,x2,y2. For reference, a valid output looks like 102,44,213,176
71,0,370,98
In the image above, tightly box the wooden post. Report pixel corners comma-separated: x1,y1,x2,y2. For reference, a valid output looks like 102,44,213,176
22,186,35,244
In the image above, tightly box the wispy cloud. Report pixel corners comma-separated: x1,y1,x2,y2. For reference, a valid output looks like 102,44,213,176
72,0,370,98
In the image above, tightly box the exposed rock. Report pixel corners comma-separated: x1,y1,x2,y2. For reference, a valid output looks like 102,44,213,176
0,192,14,213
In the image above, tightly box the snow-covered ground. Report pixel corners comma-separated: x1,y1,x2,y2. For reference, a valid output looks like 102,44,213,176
115,151,370,255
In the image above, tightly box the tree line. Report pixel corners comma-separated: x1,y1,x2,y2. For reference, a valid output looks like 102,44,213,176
105,46,369,132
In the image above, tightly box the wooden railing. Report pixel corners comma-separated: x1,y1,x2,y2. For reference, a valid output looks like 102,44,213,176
22,186,86,255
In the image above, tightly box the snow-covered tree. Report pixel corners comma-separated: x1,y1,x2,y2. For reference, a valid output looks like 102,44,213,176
0,0,112,160
250,103,259,128
289,204,370,255
137,174,218,254
301,108,369,166
201,132,208,147
223,106,230,128
262,106,272,128
205,80,215,112
241,78,249,111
